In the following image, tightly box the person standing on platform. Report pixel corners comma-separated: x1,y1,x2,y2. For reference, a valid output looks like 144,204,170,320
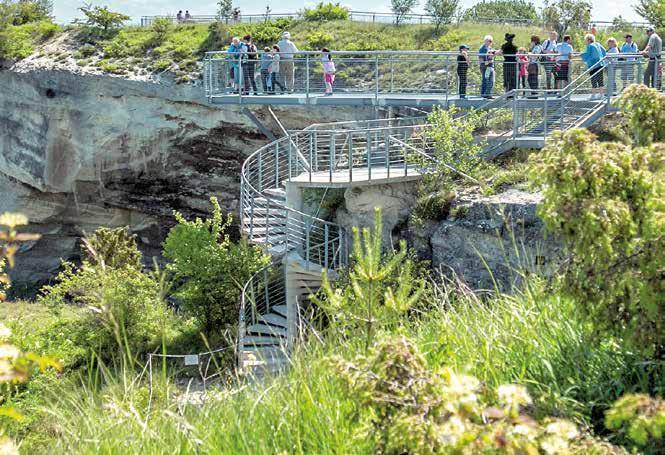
642,26,662,89
457,44,470,98
479,35,495,98
500,33,518,93
277,31,299,92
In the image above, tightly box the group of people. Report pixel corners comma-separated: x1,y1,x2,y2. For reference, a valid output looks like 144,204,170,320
175,10,192,22
226,31,337,96
456,26,662,100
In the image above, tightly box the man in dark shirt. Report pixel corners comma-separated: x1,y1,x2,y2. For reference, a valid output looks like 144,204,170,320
501,33,518,93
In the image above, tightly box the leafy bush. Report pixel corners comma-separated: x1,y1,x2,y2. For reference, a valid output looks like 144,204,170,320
530,128,665,359
73,43,96,59
152,58,172,71
77,3,129,39
425,0,460,32
304,30,334,49
151,17,172,45
463,0,539,22
302,2,350,22
0,0,52,26
334,335,622,453
81,227,142,270
98,61,125,74
0,20,59,60
606,394,665,450
635,0,665,28
162,197,269,335
615,84,665,146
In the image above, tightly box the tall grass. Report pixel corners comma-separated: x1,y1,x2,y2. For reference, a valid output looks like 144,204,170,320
31,277,657,453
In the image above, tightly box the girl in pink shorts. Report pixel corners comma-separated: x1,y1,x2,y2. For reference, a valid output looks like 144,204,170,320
321,48,336,96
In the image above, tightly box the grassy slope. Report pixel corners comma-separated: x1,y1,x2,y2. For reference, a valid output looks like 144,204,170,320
12,280,658,453
0,20,60,60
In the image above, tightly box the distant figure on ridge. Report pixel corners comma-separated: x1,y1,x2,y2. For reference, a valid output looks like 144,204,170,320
176,11,183,22
185,10,191,22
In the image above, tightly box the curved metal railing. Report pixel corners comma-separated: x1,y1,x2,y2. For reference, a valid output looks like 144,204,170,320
237,55,658,361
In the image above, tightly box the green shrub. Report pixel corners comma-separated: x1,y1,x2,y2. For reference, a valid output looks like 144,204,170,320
615,84,665,146
98,61,125,74
314,209,425,351
302,2,350,22
81,227,142,270
74,43,97,58
162,197,269,335
463,0,539,22
151,17,172,45
304,30,334,49
334,335,621,453
0,20,59,60
152,58,172,71
530,128,665,359
76,4,129,40
605,394,665,451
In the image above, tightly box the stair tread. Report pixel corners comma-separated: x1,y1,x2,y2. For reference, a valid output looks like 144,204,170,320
246,323,287,337
258,313,288,328
243,335,285,345
272,305,288,317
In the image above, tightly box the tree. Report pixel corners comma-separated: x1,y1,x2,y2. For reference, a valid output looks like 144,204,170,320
425,0,459,31
77,3,129,38
543,0,592,35
217,0,233,20
0,0,53,26
463,0,538,23
391,0,418,26
635,0,665,28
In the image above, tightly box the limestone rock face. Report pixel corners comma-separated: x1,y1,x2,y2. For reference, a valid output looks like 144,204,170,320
336,181,419,247
0,68,375,296
427,189,561,291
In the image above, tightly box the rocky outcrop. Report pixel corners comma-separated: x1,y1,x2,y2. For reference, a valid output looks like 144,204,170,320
0,67,375,296
418,189,561,291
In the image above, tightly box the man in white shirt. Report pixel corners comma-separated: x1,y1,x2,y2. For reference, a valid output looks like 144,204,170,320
277,31,299,92
541,31,558,90
642,26,662,89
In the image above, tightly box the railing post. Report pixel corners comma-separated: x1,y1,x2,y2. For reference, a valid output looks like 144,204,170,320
389,55,394,93
288,140,292,180
258,153,263,190
444,55,449,106
384,129,390,178
305,54,310,101
329,133,336,183
324,225,329,270
309,131,313,183
266,202,271,244
264,270,269,314
512,95,518,140
348,132,353,182
607,59,615,99
374,55,380,104
238,57,244,105
366,130,372,180
543,96,548,137
249,201,255,240
275,142,280,187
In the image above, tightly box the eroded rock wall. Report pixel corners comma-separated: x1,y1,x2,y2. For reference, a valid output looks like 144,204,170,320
0,68,375,296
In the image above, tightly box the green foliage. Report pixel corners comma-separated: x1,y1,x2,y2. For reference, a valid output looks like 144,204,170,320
302,2,350,22
0,0,52,26
615,84,665,146
77,3,129,39
635,0,665,28
150,17,172,45
152,58,172,71
73,43,96,59
425,0,459,31
606,394,665,450
391,0,418,26
543,0,592,35
81,227,142,270
304,30,334,49
216,0,233,19
0,20,58,60
530,128,665,359
334,336,619,454
162,197,269,335
97,61,125,74
463,0,539,22
315,209,425,351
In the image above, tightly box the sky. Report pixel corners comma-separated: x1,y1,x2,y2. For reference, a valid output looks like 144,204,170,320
53,0,644,25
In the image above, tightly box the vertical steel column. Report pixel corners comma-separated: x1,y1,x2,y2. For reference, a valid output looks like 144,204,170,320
389,55,394,93
366,130,372,180
384,129,390,178
275,142,280,186
266,202,271,244
305,54,310,101
263,269,269,313
374,55,380,104
543,96,548,137
258,153,263,190
288,140,292,180
329,133,336,183
324,225,329,270
348,131,353,182
309,131,313,183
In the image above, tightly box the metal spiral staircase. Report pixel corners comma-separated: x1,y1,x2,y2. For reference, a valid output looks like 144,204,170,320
236,57,629,376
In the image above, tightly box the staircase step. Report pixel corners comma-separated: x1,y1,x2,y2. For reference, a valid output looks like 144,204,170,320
258,313,289,328
243,335,285,346
246,323,287,337
272,305,288,317
264,188,286,198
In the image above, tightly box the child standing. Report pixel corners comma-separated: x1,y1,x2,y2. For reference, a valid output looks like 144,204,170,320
321,48,336,96
269,45,286,94
260,47,273,94
456,44,470,98
517,47,528,89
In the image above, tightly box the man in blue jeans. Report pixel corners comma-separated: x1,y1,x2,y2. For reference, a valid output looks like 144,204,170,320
479,35,495,98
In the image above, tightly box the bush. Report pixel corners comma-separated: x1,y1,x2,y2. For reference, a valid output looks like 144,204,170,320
73,43,96,58
152,58,172,71
0,20,59,60
530,128,665,359
334,335,623,453
304,30,334,49
606,394,665,451
463,0,539,22
162,197,269,335
77,3,129,40
151,17,172,45
615,84,665,146
81,227,142,270
302,2,350,22
0,0,52,26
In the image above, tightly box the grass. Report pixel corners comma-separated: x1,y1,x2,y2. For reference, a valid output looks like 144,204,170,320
0,20,60,60
8,277,661,453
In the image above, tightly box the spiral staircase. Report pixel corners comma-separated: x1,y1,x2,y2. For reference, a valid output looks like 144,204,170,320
236,58,625,376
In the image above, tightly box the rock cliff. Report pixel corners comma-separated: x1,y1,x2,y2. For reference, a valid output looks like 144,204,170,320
0,67,374,296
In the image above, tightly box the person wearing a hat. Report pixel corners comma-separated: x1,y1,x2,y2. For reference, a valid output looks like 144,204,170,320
277,31,299,92
642,26,662,88
500,33,518,93
619,33,638,87
456,44,470,98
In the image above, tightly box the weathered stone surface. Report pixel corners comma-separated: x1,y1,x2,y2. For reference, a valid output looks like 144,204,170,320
336,181,419,247
427,188,561,291
0,67,376,296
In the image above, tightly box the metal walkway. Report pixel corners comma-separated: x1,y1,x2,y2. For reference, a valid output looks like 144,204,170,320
234,56,660,375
